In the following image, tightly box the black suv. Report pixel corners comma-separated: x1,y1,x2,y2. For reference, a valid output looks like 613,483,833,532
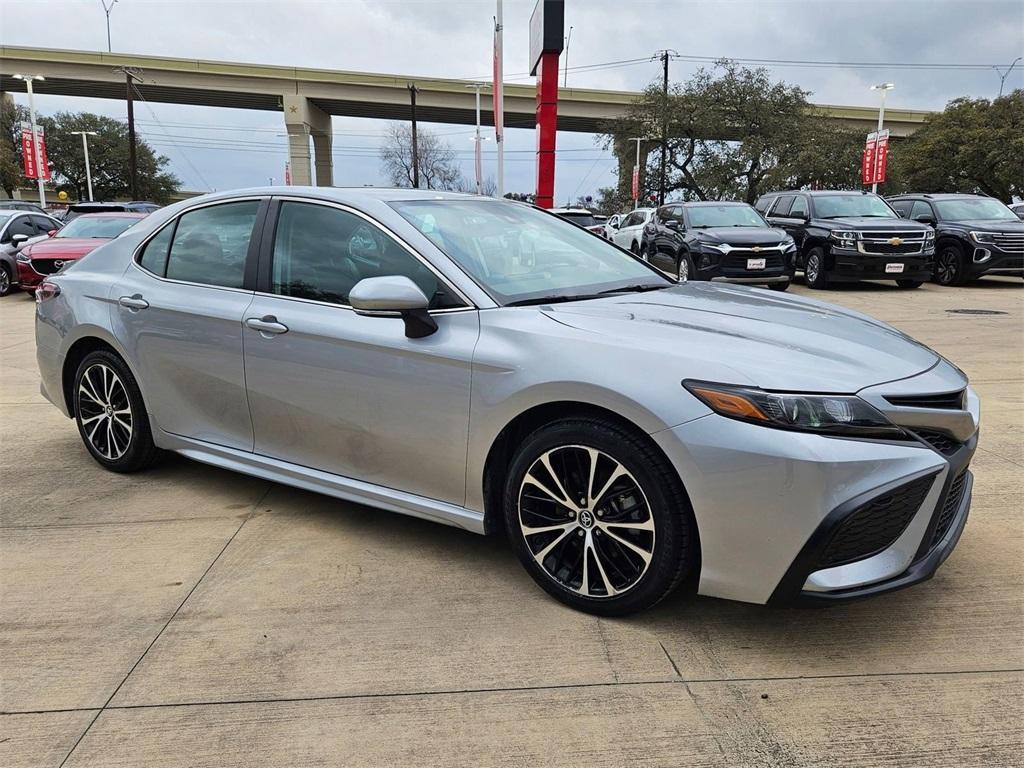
755,190,935,289
887,193,1024,285
641,201,795,289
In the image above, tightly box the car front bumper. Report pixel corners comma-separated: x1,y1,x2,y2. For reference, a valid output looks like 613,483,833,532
826,247,934,282
963,246,1024,278
694,248,795,284
652,380,978,605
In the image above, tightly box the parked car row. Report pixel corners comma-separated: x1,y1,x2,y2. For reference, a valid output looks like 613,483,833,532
0,203,160,296
567,191,1023,291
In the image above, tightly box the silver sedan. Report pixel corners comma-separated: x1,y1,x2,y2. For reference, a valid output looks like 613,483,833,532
34,188,979,615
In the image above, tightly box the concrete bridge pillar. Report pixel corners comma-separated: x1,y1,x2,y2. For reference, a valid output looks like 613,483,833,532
283,94,332,186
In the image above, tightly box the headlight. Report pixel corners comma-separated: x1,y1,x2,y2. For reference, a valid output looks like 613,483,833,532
781,237,796,252
829,230,859,249
16,252,31,262
683,380,906,439
969,231,995,244
700,241,726,251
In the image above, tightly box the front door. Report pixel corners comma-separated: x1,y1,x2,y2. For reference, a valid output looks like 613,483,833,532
110,199,263,451
242,199,478,506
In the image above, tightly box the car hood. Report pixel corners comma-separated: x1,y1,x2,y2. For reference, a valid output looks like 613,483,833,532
947,219,1024,232
694,227,787,244
23,238,108,259
540,283,938,392
816,216,928,230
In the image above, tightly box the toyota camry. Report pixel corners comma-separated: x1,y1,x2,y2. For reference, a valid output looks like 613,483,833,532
34,188,979,615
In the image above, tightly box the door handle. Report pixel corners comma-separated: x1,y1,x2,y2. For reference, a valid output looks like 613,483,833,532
245,315,289,336
118,294,149,311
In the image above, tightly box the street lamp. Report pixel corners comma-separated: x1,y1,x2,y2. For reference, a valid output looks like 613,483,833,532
100,0,118,53
465,83,490,195
628,137,650,209
869,83,894,194
13,74,47,207
563,26,574,88
71,131,99,201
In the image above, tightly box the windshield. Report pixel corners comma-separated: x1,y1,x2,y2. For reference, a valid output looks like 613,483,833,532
813,195,897,219
391,200,669,305
688,204,767,228
934,198,1017,221
57,216,140,239
556,212,598,228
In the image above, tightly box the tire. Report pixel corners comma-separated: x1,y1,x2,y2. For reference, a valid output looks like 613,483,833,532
630,241,640,256
896,279,923,290
0,264,13,296
767,280,791,291
73,350,162,473
934,243,966,286
676,252,695,282
804,246,830,289
503,417,697,616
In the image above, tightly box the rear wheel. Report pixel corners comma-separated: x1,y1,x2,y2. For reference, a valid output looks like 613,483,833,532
804,247,830,289
934,243,966,286
676,252,695,281
74,350,162,473
0,264,12,296
896,279,923,289
504,417,696,616
630,241,640,256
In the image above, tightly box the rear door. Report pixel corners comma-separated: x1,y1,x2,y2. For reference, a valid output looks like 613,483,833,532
241,198,478,506
109,198,265,451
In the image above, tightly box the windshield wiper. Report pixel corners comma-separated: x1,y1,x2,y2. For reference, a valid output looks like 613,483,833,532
598,283,669,295
505,294,603,307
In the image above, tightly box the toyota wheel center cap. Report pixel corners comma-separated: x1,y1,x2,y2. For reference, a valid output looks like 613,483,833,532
579,510,595,529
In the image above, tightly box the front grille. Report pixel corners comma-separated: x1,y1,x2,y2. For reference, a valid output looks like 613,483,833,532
30,258,67,275
885,390,966,410
931,470,969,546
914,429,963,456
993,233,1024,253
720,253,784,270
861,230,927,240
816,474,934,569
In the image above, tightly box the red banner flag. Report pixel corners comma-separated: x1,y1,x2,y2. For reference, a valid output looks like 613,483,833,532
862,132,878,186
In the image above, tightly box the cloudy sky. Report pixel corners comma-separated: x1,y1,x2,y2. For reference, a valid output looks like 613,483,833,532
3,0,1022,201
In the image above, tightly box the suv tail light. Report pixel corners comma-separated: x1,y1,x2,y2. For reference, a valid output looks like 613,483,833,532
36,281,61,303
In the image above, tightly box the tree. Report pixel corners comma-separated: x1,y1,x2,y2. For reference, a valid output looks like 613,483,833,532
602,60,864,205
1,96,31,199
37,112,179,203
380,123,464,191
884,91,1023,202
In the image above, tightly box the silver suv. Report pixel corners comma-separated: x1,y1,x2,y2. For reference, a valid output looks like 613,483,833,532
34,188,979,614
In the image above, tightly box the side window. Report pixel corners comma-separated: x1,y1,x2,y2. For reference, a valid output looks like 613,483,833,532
165,201,258,288
137,223,175,277
270,201,461,309
771,195,794,217
30,215,55,234
789,196,808,219
889,200,912,218
7,216,35,239
910,201,934,221
754,196,774,213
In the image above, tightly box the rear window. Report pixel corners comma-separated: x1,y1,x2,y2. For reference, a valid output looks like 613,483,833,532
162,201,259,288
556,212,598,228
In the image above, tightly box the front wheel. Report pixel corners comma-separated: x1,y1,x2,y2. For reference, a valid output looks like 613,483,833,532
504,417,697,616
934,244,966,286
74,350,162,473
804,247,830,289
896,279,923,290
0,265,13,296
676,252,695,282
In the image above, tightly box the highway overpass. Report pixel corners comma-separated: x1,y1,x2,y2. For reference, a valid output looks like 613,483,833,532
1,46,935,186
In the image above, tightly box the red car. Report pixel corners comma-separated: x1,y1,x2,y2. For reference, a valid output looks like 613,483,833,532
16,213,148,294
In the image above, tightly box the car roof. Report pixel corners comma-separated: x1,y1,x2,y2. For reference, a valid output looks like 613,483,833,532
680,201,749,207
549,208,594,214
71,212,149,219
887,193,986,200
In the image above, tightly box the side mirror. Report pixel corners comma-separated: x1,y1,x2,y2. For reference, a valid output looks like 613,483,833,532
664,219,680,230
11,233,29,246
349,275,437,338
47,229,57,238
914,215,935,225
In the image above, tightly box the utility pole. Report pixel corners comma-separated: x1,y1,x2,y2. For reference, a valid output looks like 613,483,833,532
408,84,420,188
118,67,142,200
563,26,573,88
654,50,676,206
100,0,118,53
13,74,46,207
72,130,99,201
994,56,1022,97
869,82,893,194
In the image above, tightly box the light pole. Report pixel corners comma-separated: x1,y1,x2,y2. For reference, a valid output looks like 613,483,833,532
71,131,99,201
994,56,1022,97
563,26,573,88
13,74,46,207
628,137,647,209
100,0,118,53
465,83,489,195
870,83,894,194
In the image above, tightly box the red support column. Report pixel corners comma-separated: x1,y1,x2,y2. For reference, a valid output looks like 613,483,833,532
535,51,559,209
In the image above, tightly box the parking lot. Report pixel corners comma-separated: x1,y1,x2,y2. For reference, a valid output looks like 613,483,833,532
1,277,1021,767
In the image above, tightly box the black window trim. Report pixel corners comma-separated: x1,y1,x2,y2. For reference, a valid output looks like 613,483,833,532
130,196,269,294
255,195,475,313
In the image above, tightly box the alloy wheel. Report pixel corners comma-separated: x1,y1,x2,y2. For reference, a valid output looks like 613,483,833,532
0,268,10,295
806,253,820,283
936,249,960,285
677,257,689,281
518,445,655,598
77,363,133,460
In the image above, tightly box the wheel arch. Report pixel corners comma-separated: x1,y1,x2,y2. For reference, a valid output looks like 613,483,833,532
61,332,135,417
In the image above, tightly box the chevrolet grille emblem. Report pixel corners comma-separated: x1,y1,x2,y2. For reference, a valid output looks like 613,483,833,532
888,237,903,246
752,246,761,252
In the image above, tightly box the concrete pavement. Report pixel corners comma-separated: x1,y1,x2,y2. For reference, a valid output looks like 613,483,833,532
1,277,1021,766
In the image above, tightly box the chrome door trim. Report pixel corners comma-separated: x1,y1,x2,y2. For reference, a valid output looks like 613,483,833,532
266,195,477,310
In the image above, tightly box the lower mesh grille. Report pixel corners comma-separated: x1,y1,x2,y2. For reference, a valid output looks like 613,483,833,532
932,470,969,546
914,429,962,456
817,475,934,569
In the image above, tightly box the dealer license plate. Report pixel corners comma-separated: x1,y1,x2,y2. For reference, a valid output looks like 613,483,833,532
885,263,905,273
746,258,766,270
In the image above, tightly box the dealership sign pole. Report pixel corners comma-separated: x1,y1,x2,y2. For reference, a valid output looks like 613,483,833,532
14,74,47,206
529,0,564,209
493,0,504,198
